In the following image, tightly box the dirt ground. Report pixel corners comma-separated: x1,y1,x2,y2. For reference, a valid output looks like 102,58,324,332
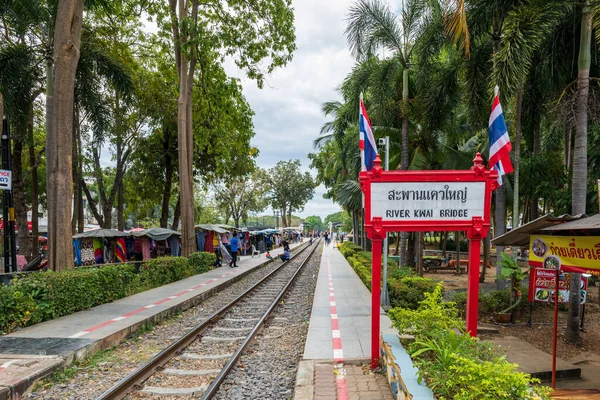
423,265,600,364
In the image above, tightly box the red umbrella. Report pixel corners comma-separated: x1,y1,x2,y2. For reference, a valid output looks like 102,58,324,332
38,236,48,242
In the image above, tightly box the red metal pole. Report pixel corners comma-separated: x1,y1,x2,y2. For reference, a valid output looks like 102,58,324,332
466,236,481,337
552,270,559,388
371,237,382,369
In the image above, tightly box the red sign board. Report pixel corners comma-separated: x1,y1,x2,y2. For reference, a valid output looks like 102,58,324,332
529,268,588,304
359,153,498,368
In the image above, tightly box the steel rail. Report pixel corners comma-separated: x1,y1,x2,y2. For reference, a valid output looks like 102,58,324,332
201,238,321,399
96,240,315,400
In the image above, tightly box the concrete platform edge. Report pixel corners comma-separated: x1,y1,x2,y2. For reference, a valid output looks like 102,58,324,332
381,333,434,400
293,360,314,400
0,257,279,399
0,358,64,399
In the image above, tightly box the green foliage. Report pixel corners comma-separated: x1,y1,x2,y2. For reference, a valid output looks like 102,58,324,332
324,210,352,232
138,257,194,288
188,252,216,274
450,288,529,316
0,250,215,334
441,237,468,252
389,284,550,399
389,284,464,335
388,276,438,309
0,265,138,334
499,252,524,281
339,242,436,309
304,215,325,232
269,160,316,219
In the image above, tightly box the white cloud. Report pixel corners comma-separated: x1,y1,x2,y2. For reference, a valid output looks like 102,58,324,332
225,0,357,218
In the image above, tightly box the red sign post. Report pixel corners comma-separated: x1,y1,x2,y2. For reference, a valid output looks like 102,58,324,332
359,153,498,368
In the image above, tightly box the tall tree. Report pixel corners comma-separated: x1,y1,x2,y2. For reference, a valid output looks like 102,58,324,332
46,0,84,270
567,0,592,344
214,169,269,228
269,160,316,227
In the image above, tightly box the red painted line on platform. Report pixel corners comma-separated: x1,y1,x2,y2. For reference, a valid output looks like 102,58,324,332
327,252,349,400
67,247,298,339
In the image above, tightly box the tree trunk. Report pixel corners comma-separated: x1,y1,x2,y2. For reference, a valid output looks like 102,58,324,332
480,232,490,283
171,195,181,231
13,139,31,260
441,231,447,259
407,233,416,268
416,232,423,276
160,128,173,228
567,0,591,344
47,0,84,270
455,231,460,274
28,104,39,257
172,0,199,257
495,182,507,290
71,105,79,234
76,132,84,233
352,209,359,245
512,87,523,230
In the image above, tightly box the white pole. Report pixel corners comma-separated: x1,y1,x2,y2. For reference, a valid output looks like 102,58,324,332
381,136,391,310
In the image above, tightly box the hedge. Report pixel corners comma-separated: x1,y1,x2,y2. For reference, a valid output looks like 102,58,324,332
0,252,216,335
338,242,436,310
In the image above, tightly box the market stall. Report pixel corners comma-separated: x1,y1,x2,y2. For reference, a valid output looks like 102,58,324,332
130,228,181,260
72,228,130,266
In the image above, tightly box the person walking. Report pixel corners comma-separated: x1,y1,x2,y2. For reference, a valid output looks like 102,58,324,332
229,231,240,268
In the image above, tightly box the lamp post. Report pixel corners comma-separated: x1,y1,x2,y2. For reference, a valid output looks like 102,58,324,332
378,136,391,310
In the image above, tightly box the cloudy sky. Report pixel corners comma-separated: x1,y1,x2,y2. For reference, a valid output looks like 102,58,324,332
225,0,365,220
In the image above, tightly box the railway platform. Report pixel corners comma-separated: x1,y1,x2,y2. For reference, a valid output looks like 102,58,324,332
0,240,304,399
295,244,398,400
296,243,434,400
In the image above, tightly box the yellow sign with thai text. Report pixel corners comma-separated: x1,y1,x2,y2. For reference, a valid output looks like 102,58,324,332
529,235,600,274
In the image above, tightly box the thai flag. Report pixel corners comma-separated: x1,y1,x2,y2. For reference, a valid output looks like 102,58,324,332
488,89,513,184
359,96,378,171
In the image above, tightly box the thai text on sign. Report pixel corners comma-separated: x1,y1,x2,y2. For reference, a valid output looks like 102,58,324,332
529,268,588,304
370,182,485,221
529,235,600,274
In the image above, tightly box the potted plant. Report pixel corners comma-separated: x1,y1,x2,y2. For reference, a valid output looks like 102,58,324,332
493,253,525,324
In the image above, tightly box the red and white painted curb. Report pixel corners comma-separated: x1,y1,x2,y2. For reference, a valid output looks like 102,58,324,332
327,252,349,400
68,247,293,339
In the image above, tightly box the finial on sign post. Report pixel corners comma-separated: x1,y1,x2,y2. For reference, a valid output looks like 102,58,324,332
472,152,483,167
372,154,383,177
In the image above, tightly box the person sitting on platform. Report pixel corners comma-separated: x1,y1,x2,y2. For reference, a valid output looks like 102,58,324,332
280,249,290,262
266,251,273,260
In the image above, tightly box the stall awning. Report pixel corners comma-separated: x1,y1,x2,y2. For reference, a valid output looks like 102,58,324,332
195,224,229,234
73,228,130,239
131,228,180,241
541,214,600,233
491,214,586,247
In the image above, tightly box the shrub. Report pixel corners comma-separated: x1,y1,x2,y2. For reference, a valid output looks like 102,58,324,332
389,284,550,400
388,276,438,310
389,284,463,335
389,265,413,280
138,257,194,288
188,252,216,274
450,288,530,317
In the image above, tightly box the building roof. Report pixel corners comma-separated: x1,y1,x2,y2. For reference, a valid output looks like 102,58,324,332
541,214,600,233
491,214,586,247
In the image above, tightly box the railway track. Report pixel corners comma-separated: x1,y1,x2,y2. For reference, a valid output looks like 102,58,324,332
97,239,320,399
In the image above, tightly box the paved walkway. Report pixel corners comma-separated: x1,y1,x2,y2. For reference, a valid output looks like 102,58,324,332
0,240,304,399
295,244,395,400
